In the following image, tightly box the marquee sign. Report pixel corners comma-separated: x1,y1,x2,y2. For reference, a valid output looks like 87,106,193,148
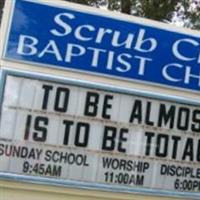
0,70,200,199
3,0,200,92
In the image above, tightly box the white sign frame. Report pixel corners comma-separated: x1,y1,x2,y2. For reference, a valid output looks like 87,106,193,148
0,69,200,199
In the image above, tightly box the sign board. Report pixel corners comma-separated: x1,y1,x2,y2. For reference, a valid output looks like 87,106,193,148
3,0,200,92
0,70,200,199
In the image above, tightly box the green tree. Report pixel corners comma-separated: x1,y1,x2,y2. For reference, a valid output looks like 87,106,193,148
65,0,180,20
176,0,200,30
64,0,200,30
132,0,180,21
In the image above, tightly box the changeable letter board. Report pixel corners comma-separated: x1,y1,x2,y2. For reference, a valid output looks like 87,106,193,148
0,71,200,199
3,0,200,92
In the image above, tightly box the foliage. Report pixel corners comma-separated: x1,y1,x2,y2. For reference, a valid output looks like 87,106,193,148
133,0,180,21
176,0,200,29
64,0,200,30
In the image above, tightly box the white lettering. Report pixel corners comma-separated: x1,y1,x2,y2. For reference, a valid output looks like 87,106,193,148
185,66,200,86
38,40,63,61
50,13,75,36
135,29,157,53
116,53,132,72
134,56,152,76
75,25,95,41
95,28,113,44
87,47,106,67
17,35,38,55
172,39,199,62
112,31,134,49
65,43,86,62
106,51,115,70
162,63,183,82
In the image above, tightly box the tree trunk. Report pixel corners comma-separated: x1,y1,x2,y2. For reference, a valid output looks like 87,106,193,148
121,0,131,14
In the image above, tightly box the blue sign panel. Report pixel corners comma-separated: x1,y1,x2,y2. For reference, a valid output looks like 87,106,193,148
4,0,200,92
